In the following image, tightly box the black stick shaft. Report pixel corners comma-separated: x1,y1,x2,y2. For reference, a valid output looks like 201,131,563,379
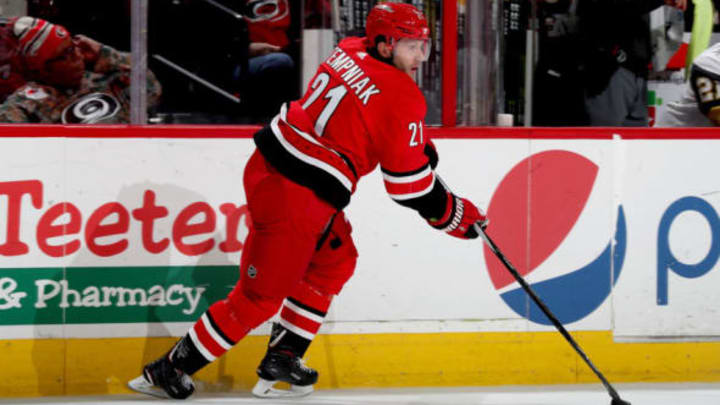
476,226,623,402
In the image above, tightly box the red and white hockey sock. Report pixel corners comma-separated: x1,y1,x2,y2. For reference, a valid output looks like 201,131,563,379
170,310,236,375
270,296,329,357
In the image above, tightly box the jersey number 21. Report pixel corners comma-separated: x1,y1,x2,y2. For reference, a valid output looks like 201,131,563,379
302,72,347,136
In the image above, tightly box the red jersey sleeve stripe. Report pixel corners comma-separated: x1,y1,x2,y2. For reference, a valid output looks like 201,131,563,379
384,169,436,201
382,164,433,184
384,173,435,197
382,164,434,196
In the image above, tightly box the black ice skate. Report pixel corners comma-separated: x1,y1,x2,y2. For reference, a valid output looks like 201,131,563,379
127,356,195,399
251,350,318,398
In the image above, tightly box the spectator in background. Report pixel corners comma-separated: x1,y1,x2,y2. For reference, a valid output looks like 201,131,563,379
0,18,28,103
532,0,588,126
656,41,720,126
0,17,161,123
146,0,249,123
235,0,300,122
577,0,687,126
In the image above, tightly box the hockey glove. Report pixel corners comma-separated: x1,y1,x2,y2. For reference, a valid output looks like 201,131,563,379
428,195,488,239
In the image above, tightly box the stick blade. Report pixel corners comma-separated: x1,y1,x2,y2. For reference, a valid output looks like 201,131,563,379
611,398,631,405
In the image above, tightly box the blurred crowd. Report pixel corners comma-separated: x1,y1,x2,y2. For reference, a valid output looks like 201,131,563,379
533,0,720,127
0,0,718,127
0,0,328,124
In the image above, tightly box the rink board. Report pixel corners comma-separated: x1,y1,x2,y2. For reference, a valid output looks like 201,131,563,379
3,331,720,397
1,126,719,396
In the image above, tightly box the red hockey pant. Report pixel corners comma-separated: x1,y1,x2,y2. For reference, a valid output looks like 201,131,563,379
209,150,357,343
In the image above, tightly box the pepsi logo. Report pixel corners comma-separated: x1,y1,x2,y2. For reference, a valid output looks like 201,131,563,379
484,150,626,325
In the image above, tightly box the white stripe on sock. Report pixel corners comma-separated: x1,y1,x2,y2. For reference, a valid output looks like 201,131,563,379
188,326,216,362
279,318,316,341
201,313,233,351
284,299,325,324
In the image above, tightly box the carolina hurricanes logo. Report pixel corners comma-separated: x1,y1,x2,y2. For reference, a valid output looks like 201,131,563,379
245,0,289,23
62,92,120,124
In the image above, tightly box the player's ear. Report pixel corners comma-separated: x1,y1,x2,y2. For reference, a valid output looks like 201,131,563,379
377,42,393,59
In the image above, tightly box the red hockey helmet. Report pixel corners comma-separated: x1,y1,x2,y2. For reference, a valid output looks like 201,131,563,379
366,2,430,48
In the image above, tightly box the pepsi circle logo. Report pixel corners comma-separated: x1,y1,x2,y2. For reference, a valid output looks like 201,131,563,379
484,150,626,325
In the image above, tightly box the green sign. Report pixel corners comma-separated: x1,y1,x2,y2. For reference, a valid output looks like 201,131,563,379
0,266,238,325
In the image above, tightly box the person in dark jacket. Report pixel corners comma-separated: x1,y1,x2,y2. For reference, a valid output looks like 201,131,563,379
577,0,686,126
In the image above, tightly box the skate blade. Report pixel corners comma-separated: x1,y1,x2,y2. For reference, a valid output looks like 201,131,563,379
127,375,170,399
251,378,314,398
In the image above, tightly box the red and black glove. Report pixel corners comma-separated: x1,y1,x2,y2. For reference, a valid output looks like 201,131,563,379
427,194,488,239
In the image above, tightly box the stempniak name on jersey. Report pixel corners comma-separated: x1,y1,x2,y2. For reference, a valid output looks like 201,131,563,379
325,48,381,106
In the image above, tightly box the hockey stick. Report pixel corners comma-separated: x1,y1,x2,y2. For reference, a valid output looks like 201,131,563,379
475,224,631,405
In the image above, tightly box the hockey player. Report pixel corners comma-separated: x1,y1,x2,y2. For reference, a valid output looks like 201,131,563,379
0,17,161,123
128,3,488,400
656,42,720,127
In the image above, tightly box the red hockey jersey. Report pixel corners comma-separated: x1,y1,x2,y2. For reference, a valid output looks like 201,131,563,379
254,36,438,211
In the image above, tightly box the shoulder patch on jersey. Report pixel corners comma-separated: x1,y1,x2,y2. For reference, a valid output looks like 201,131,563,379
22,86,49,100
356,52,368,59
